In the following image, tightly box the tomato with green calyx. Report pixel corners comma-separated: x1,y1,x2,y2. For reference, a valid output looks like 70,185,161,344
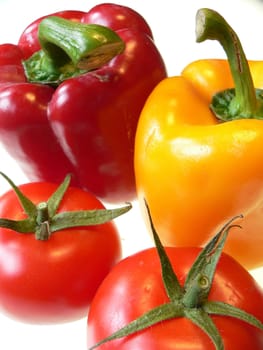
87,205,263,350
0,172,131,324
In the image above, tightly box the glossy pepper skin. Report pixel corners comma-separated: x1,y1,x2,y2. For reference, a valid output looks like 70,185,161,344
0,4,167,203
134,9,263,270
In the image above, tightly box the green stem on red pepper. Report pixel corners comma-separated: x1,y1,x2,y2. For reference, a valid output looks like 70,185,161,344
88,201,263,350
23,16,125,85
195,8,263,121
0,172,131,241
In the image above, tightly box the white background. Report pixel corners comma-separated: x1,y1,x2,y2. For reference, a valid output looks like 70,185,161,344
0,0,262,349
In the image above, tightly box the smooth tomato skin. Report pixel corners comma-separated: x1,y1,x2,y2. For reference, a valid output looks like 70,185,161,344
87,247,263,349
0,181,121,324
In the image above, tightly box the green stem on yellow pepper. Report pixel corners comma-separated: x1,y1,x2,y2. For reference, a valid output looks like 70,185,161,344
196,8,263,121
23,16,125,85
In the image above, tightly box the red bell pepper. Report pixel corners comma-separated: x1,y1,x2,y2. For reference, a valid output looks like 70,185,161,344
0,3,167,203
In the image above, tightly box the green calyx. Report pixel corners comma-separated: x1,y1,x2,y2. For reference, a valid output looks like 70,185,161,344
89,203,263,350
23,16,125,86
0,172,131,241
196,8,263,121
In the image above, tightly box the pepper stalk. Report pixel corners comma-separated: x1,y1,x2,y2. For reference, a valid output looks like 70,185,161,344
196,8,263,121
23,16,125,85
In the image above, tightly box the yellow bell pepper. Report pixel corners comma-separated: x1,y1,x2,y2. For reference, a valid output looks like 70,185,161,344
135,8,263,270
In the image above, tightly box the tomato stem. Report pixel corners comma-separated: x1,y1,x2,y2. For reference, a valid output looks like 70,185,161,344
88,205,263,350
35,202,51,240
183,273,210,308
0,173,132,240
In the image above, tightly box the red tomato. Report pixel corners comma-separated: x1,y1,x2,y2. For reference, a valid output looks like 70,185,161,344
87,247,263,349
0,180,121,324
